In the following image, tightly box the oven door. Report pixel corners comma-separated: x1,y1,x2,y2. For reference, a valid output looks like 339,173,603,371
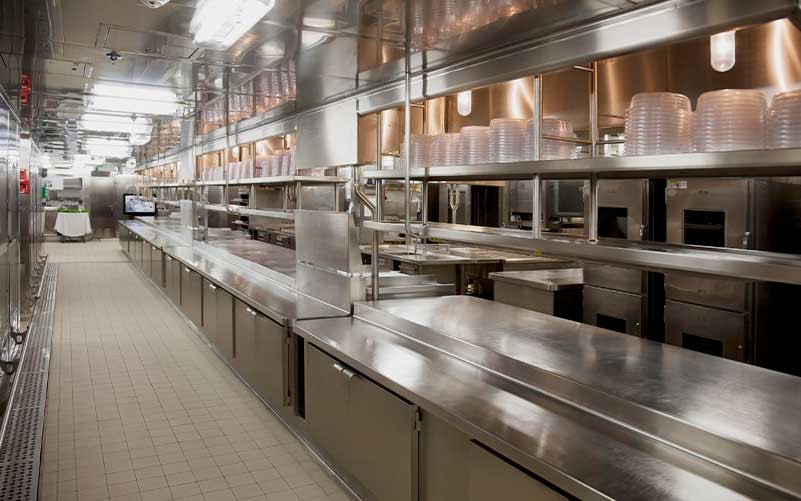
665,300,749,363
583,285,644,337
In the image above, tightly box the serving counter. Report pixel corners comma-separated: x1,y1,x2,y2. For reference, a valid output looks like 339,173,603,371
119,217,801,501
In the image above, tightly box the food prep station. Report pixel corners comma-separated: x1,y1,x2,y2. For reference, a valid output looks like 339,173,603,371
6,0,801,499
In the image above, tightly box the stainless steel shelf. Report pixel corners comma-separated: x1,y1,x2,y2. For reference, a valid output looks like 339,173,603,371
199,204,295,221
199,176,348,186
363,148,801,181
363,221,801,286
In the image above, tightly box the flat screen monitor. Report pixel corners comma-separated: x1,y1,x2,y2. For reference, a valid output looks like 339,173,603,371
123,194,157,216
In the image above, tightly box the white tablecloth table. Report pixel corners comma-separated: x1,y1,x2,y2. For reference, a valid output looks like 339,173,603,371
54,212,92,239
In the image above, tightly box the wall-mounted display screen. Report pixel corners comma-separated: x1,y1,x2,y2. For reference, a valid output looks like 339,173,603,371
123,194,157,216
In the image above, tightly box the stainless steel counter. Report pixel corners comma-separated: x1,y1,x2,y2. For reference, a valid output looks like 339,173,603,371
164,246,345,325
489,269,584,291
348,296,801,497
206,238,297,279
295,304,798,500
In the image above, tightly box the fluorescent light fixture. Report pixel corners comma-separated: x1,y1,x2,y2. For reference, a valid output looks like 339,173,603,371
88,83,179,116
457,90,472,116
710,30,736,72
191,0,275,49
301,30,331,49
303,17,336,29
85,138,132,158
80,113,153,136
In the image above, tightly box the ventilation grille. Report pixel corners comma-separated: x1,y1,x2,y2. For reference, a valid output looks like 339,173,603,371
0,264,57,501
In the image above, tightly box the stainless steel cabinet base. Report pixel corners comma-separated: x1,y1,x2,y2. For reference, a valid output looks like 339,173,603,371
305,344,418,501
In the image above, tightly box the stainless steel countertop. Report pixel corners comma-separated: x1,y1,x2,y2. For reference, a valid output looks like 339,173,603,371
123,220,191,249
489,268,584,291
351,297,801,496
295,311,794,500
164,245,347,325
360,244,568,266
206,238,297,279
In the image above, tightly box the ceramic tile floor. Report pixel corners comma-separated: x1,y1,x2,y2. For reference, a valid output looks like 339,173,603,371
37,240,352,501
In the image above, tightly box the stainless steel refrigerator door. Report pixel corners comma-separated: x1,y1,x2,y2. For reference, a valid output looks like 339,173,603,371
467,442,566,501
583,285,644,337
665,300,749,362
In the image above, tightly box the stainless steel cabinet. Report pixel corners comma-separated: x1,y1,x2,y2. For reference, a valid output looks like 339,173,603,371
142,242,152,277
234,299,256,377
181,266,203,328
467,442,565,501
165,254,181,305
151,247,163,287
305,344,418,501
253,313,288,406
202,278,217,344
215,286,235,362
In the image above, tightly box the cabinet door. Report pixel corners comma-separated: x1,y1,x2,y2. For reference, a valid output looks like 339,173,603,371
420,412,470,501
164,255,179,304
467,442,565,501
142,243,152,277
215,287,235,361
305,344,351,471
202,279,217,342
181,267,203,327
254,313,287,406
151,248,163,287
234,299,257,379
349,374,418,501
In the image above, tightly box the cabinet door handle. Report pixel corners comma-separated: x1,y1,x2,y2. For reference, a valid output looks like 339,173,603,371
245,307,257,317
166,256,172,261
341,368,357,380
208,284,217,290
185,267,191,272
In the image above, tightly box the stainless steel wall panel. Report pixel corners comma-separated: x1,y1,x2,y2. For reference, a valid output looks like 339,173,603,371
296,100,358,170
296,35,358,111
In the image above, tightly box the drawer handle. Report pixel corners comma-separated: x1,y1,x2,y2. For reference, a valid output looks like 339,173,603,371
208,284,217,290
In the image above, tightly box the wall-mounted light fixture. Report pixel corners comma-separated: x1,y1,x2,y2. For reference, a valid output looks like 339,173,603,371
457,90,472,116
710,30,736,72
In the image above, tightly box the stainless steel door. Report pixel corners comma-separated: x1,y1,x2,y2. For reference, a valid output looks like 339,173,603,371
202,279,217,343
665,179,750,308
349,371,418,501
165,255,181,304
665,300,749,362
151,247,163,287
234,299,256,378
583,285,644,337
181,266,203,327
467,442,565,501
215,286,235,362
253,313,288,406
305,344,351,472
142,243,152,277
420,412,470,501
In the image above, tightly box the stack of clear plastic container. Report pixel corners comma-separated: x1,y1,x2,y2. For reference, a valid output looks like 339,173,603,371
524,118,580,160
624,92,692,156
432,133,461,166
488,118,526,163
693,89,766,152
400,134,435,170
768,90,801,149
458,126,491,164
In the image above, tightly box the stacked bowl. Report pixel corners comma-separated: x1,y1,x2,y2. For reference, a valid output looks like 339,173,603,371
458,126,491,164
400,134,435,170
693,89,766,152
768,90,801,149
432,133,461,166
624,92,692,156
489,118,526,163
525,118,579,160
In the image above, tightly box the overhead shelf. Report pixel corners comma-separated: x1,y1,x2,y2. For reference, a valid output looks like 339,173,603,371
362,220,801,286
363,148,801,181
199,175,348,186
199,204,295,221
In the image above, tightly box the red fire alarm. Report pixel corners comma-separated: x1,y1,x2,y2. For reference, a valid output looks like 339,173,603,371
19,169,29,194
20,74,31,106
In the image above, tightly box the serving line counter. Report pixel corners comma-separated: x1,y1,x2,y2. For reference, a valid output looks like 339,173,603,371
295,296,801,500
119,217,801,501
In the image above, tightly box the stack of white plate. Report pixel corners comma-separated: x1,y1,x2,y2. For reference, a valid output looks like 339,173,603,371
271,151,285,176
489,118,526,163
624,92,692,156
524,118,579,160
458,126,491,164
262,156,274,177
281,149,296,176
400,134,435,170
694,89,766,152
768,90,801,149
432,133,461,166
230,162,241,180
